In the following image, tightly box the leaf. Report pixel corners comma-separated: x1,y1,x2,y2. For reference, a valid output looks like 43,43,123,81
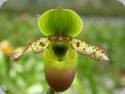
38,9,84,37
10,37,50,61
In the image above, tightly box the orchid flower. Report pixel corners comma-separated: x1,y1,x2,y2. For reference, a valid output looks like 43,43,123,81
11,9,110,92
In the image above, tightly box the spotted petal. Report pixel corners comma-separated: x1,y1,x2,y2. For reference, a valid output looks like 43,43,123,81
70,38,109,61
11,37,50,61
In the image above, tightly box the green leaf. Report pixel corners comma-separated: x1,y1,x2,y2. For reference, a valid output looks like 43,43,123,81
38,9,84,37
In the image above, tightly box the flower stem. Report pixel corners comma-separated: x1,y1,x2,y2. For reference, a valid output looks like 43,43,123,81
47,87,55,94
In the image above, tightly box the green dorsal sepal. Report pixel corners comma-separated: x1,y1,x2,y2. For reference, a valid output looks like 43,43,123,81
38,9,84,37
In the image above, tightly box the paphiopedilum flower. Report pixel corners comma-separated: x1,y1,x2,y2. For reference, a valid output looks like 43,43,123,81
11,9,110,92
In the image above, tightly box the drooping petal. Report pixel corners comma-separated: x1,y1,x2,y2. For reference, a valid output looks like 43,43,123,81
70,38,110,61
10,37,50,61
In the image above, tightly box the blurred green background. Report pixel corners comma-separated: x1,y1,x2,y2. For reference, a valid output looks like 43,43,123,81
0,0,125,94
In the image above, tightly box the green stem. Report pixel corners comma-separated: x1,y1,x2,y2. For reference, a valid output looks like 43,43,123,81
88,75,97,94
47,87,55,94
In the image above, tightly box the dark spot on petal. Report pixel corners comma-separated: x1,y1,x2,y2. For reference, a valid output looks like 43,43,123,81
40,42,45,46
69,37,72,41
101,51,104,53
83,48,85,50
48,37,51,40
92,52,95,55
90,53,93,56
76,42,80,47
96,48,99,51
